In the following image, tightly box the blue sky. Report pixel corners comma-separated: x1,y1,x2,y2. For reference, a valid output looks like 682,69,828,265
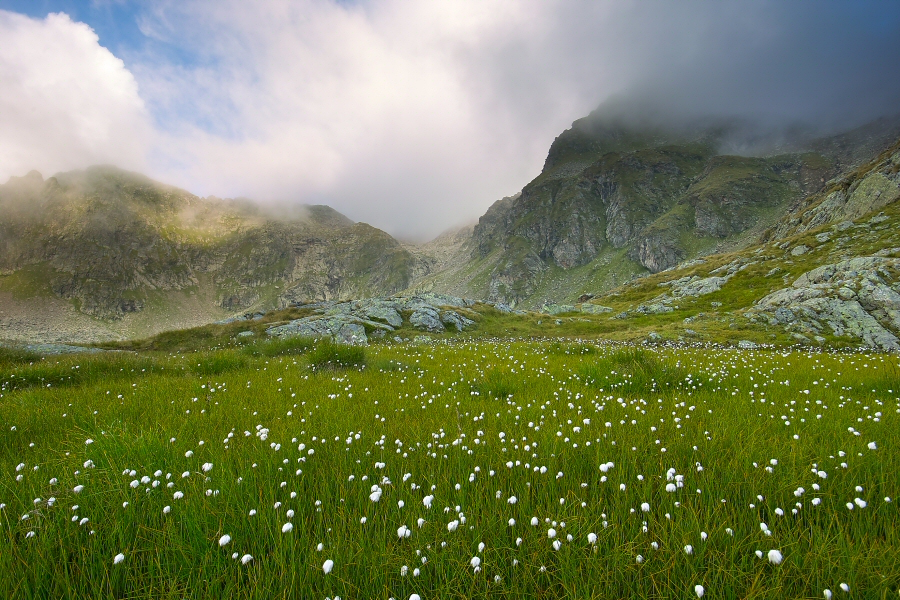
1,1,899,239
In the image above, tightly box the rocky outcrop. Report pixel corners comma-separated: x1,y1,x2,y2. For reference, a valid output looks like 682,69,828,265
749,257,900,351
265,294,480,344
766,145,900,240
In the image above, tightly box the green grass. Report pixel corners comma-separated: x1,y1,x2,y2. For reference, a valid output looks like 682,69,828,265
1,339,898,599
306,339,367,370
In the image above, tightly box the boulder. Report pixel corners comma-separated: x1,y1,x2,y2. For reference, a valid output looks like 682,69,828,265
410,307,444,332
580,304,614,314
441,310,475,331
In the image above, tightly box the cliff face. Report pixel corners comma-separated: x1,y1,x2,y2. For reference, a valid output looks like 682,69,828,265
0,166,417,323
463,114,900,307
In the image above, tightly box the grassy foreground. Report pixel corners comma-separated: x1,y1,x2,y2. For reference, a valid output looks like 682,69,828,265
1,339,898,599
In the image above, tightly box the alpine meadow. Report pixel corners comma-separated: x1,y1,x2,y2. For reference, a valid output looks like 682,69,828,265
2,2,900,599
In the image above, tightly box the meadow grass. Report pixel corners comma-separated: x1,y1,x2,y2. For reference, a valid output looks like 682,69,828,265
1,339,898,599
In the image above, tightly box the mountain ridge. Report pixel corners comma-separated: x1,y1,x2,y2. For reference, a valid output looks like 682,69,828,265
3,113,900,344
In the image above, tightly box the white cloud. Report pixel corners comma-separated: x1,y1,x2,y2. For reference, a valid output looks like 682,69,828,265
2,2,898,240
0,11,151,182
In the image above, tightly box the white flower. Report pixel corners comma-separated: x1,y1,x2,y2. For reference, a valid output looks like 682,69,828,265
640,502,650,512
694,584,704,598
282,523,293,533
85,439,94,445
163,506,171,514
218,534,231,547
322,559,334,574
470,556,481,569
397,525,410,539
73,485,84,494
587,533,597,544
507,495,517,504
547,528,556,539
767,549,783,565
173,491,184,500
241,554,253,565
684,545,693,555
552,539,561,550
824,590,832,599
447,520,459,532
113,553,125,565
840,583,849,592
202,463,213,473
867,441,877,450
422,495,434,508
410,595,421,600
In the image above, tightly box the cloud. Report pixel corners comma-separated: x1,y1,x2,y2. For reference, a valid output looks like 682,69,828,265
0,10,151,182
2,2,900,240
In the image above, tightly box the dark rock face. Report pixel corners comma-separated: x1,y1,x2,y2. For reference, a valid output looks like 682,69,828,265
468,113,900,307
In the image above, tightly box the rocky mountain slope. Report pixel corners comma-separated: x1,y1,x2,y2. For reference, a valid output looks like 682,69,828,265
552,138,900,351
422,113,900,309
4,111,900,348
0,166,419,341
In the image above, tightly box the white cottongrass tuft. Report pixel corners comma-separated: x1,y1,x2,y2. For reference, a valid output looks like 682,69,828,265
218,534,231,547
241,554,253,565
768,549,783,565
322,559,334,574
694,584,705,598
113,553,125,565
202,463,213,473
282,523,293,533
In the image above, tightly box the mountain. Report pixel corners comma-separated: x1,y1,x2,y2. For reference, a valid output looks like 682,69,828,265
416,112,900,309
0,166,418,342
3,111,900,346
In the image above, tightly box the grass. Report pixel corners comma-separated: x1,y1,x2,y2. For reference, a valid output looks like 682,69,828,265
1,338,898,599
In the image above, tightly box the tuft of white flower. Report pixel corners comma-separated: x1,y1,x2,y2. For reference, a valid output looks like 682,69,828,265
470,556,481,569
113,553,125,565
587,532,597,544
218,534,231,547
282,523,293,533
694,584,705,598
322,559,334,574
768,549,783,565
202,463,213,473
241,554,253,565
684,545,693,555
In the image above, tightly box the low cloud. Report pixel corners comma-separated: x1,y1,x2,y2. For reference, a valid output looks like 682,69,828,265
2,2,899,240
0,11,150,181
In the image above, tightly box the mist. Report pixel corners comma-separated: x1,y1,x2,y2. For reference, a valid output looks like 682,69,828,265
1,1,899,241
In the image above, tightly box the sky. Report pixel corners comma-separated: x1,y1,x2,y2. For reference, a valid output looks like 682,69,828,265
1,1,900,241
